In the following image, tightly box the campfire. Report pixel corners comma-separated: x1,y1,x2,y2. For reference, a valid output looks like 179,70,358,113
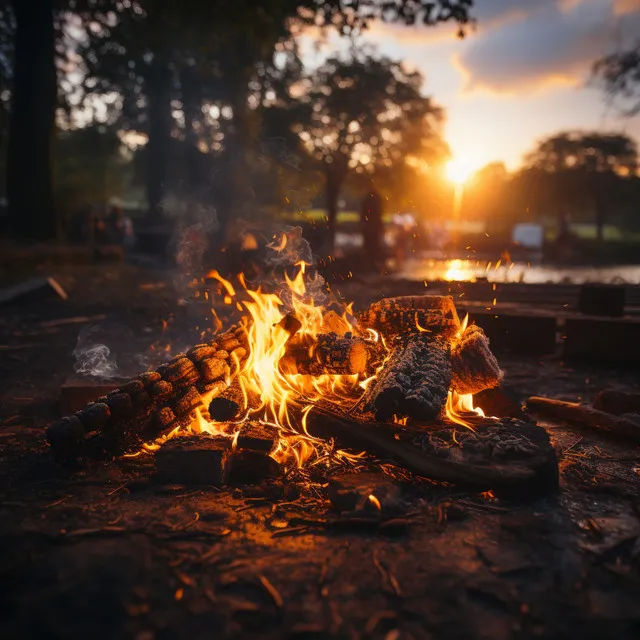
47,233,558,499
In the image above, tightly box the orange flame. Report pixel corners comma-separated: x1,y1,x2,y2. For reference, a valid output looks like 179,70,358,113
191,260,383,468
148,263,489,467
445,313,485,430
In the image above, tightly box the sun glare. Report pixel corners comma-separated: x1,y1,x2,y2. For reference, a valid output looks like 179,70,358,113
446,159,476,185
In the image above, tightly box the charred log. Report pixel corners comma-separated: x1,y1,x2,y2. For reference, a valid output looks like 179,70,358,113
209,397,241,422
46,325,249,461
279,332,370,376
359,295,460,338
451,324,503,395
306,406,558,498
363,336,451,422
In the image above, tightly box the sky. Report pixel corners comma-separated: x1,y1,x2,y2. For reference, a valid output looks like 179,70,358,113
298,0,640,172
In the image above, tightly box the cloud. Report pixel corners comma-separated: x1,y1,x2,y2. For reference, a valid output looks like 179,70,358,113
614,0,640,15
456,0,640,94
363,0,562,46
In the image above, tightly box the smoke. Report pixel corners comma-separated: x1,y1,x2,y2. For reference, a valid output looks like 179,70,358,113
266,226,313,267
162,189,219,298
266,226,329,309
74,343,119,379
73,323,143,380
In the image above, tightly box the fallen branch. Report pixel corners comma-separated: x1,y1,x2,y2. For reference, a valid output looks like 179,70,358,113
527,396,640,444
306,406,558,496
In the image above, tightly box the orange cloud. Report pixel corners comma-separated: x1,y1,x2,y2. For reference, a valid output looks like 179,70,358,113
452,53,582,96
614,0,640,15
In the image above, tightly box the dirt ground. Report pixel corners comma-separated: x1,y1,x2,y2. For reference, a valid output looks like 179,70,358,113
1,263,640,640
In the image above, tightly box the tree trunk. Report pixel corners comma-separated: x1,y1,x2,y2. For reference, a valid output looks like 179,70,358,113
145,59,173,220
325,165,345,252
593,177,605,243
7,0,57,240
180,66,205,191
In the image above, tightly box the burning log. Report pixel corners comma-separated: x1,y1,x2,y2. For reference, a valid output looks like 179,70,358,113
155,435,229,485
527,396,640,444
363,336,451,422
279,332,371,376
359,295,460,337
46,324,250,461
223,449,282,486
450,324,503,395
208,396,241,422
306,406,558,498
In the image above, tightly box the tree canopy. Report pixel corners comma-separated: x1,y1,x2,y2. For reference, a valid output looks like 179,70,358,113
519,130,638,240
275,49,447,245
2,0,475,240
593,42,640,117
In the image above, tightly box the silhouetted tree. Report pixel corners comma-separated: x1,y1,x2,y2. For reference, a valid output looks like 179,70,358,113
594,42,640,116
7,0,57,239
3,0,473,239
521,131,638,241
284,50,447,248
76,1,473,229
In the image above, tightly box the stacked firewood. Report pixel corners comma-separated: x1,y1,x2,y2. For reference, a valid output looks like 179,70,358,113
47,295,502,461
359,296,502,422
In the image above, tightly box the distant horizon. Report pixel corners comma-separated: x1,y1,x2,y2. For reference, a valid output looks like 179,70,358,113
299,0,640,173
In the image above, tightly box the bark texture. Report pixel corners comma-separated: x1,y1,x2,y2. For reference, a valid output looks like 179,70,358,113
47,326,249,461
363,336,451,422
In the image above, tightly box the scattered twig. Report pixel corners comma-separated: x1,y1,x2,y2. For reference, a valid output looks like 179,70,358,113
564,436,584,454
40,315,107,329
44,495,70,508
528,396,640,444
258,574,283,608
271,526,310,538
107,483,129,496
171,512,200,531
372,551,402,597
459,499,509,514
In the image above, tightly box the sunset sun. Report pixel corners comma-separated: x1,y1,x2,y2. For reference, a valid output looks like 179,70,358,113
445,158,476,185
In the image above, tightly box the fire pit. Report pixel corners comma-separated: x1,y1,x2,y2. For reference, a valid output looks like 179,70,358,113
46,236,558,500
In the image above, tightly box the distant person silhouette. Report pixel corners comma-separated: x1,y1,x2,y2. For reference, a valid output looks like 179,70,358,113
360,187,384,265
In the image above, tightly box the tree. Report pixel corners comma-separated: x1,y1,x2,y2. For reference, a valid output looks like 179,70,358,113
75,1,473,227
521,130,638,241
7,0,57,239
54,125,132,218
283,50,447,248
3,0,473,239
593,42,640,116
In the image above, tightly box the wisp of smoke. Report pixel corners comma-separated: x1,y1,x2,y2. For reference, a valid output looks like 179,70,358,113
266,226,329,309
73,323,141,380
162,189,219,298
74,343,119,379
266,226,313,267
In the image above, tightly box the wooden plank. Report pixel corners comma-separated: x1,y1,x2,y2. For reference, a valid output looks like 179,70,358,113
0,277,68,305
